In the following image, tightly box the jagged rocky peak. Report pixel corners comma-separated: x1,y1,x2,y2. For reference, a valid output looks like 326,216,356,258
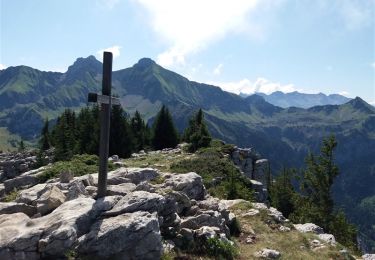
66,55,102,75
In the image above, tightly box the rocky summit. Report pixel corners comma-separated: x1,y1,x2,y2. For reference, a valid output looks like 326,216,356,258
0,147,373,259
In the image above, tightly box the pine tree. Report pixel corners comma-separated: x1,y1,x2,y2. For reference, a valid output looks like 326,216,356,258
269,167,297,218
183,109,211,152
152,105,179,150
131,110,150,151
52,109,77,161
109,105,134,158
39,118,51,151
288,135,357,249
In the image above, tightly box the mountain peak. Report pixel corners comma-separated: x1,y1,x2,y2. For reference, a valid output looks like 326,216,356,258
66,55,101,76
134,58,156,69
347,96,375,113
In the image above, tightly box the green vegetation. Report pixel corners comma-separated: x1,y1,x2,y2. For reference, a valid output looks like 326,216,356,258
230,204,358,260
203,237,239,260
182,108,212,152
3,188,19,202
270,135,358,251
171,142,253,201
37,154,116,182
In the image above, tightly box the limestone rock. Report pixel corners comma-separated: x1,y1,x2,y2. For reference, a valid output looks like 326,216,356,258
15,184,47,205
0,198,100,258
163,172,206,200
59,171,73,183
294,223,324,234
362,254,375,260
106,183,136,196
242,209,260,217
180,210,227,234
103,191,165,217
255,248,281,259
253,159,269,184
268,207,287,223
4,175,39,193
36,185,66,215
117,167,159,185
318,233,336,245
65,180,88,200
0,202,36,217
77,211,162,259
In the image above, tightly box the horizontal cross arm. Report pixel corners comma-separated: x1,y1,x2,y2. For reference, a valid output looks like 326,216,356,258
87,93,120,105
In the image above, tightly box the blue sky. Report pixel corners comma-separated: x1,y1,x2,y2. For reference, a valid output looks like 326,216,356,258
1,0,374,103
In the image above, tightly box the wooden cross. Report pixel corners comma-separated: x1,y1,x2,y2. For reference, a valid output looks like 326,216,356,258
88,51,120,198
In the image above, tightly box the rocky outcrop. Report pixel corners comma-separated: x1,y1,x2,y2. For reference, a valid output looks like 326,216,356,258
0,166,239,259
294,223,324,234
231,147,269,202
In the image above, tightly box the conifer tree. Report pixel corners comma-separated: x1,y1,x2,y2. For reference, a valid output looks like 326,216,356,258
131,110,150,151
183,108,211,152
109,105,134,158
270,167,297,218
152,105,179,150
39,118,51,151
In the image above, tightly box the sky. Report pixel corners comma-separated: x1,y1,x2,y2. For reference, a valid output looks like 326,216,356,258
1,0,374,104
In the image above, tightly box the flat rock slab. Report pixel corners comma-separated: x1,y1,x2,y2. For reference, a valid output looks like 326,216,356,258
103,191,165,217
0,202,36,217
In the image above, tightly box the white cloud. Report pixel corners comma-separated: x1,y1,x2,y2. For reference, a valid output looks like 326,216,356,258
96,45,121,60
0,64,7,70
210,77,298,95
136,0,264,67
339,91,350,97
213,63,224,75
371,62,375,69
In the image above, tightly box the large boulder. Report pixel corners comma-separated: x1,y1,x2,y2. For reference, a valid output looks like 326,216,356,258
103,191,165,217
0,198,105,258
36,185,66,215
3,175,39,193
77,211,162,259
0,202,36,217
106,167,159,185
65,180,88,201
180,210,228,234
15,184,47,205
163,172,206,200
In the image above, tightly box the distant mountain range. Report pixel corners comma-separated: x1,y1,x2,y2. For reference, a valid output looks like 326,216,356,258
240,91,352,108
1,56,374,252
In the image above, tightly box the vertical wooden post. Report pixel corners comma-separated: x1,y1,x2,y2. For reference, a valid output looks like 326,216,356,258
97,52,113,198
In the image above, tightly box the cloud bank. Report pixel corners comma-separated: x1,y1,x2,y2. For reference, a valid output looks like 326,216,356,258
136,0,261,67
211,77,299,95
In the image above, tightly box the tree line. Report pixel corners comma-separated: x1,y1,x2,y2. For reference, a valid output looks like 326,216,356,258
38,104,211,161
